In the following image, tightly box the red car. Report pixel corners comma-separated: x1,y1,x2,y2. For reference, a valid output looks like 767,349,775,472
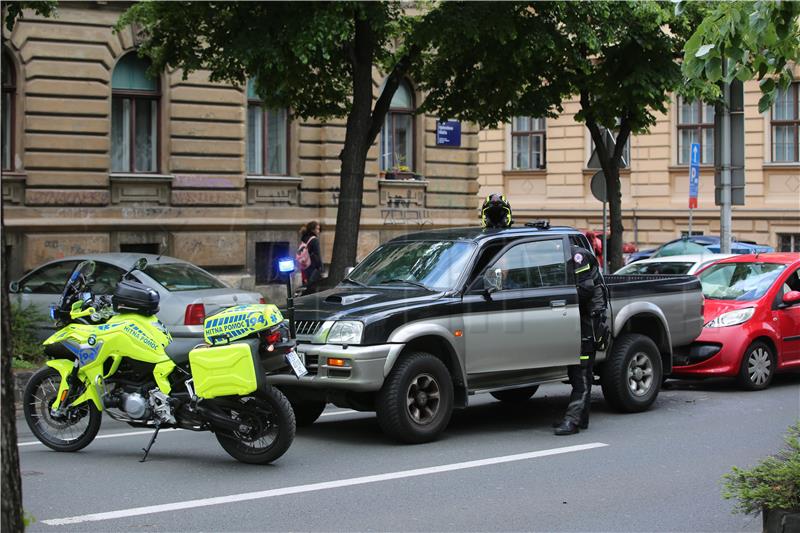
671,253,800,390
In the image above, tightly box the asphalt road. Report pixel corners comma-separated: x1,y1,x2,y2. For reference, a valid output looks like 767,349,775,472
18,374,800,532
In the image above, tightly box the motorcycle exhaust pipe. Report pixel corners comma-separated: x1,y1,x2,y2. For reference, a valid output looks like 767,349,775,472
193,404,245,432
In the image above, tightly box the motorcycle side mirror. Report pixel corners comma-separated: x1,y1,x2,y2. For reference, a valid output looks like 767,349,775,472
8,281,19,293
75,260,96,280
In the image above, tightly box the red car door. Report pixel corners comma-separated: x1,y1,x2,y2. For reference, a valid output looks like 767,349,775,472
776,266,800,365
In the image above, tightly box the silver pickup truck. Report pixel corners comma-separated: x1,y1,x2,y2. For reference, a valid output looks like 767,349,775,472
270,225,704,443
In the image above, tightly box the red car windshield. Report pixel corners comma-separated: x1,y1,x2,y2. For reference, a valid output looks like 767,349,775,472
699,262,786,301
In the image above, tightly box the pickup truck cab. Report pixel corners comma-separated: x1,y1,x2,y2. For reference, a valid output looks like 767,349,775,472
271,225,704,443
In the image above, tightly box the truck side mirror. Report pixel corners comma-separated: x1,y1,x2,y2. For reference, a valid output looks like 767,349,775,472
483,268,503,296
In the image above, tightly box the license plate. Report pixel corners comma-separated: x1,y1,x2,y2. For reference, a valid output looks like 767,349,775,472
286,350,308,378
296,351,306,365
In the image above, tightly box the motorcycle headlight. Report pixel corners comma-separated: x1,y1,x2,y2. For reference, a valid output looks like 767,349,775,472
326,321,364,345
704,307,755,328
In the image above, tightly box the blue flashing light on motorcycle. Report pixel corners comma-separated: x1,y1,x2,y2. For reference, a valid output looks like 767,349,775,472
278,257,295,273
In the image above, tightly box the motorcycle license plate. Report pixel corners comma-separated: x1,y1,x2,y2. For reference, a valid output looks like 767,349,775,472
286,350,308,378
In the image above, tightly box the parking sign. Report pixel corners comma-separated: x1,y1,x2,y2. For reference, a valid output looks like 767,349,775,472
689,143,700,209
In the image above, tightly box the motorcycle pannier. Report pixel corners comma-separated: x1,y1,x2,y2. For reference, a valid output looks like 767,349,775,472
113,280,160,315
188,340,264,399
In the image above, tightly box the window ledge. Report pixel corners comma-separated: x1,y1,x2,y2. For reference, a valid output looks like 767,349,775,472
667,165,715,171
503,169,547,176
0,172,26,181
246,175,302,184
378,177,428,186
762,162,800,169
110,173,174,181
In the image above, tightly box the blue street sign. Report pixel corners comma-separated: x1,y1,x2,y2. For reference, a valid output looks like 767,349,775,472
689,142,700,208
436,120,461,147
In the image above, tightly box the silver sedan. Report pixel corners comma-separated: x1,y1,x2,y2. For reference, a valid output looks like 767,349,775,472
9,253,264,353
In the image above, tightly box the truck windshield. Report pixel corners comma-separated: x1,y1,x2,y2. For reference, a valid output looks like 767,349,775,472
699,262,786,301
346,241,475,291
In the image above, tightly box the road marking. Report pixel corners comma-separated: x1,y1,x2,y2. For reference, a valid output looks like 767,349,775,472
18,428,182,448
43,442,608,526
19,410,363,448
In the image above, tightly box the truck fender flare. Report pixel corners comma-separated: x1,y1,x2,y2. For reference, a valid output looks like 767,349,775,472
612,302,673,357
385,322,467,392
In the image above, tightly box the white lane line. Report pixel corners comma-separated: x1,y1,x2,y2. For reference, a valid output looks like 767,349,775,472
18,428,182,448
43,442,608,526
19,410,363,448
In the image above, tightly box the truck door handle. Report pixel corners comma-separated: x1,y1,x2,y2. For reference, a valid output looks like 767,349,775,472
550,300,566,308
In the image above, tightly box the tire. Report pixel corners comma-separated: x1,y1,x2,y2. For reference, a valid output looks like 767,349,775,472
737,341,775,391
490,385,539,403
376,352,454,444
600,333,663,413
23,366,102,452
215,385,296,464
291,400,327,427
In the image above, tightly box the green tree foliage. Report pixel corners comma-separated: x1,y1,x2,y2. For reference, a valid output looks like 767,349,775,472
2,0,56,33
681,0,800,112
10,303,46,364
418,1,689,271
722,422,800,515
119,2,426,283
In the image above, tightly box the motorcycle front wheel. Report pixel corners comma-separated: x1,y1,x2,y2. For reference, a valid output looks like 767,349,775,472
23,366,102,452
214,385,296,465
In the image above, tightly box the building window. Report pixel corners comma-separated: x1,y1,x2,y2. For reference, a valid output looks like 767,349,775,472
111,53,160,173
677,97,714,165
247,80,288,175
779,233,800,252
2,49,15,171
255,241,290,285
380,79,414,171
511,117,546,170
772,83,799,162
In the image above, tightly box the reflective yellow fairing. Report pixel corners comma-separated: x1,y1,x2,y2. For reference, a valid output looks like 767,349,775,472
43,312,175,409
203,304,283,345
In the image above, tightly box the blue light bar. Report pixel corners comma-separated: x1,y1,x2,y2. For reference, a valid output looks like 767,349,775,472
278,258,295,273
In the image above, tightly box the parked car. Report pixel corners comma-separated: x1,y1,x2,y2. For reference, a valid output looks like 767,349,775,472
613,254,735,276
671,253,800,390
270,225,704,443
581,229,638,266
8,253,264,353
627,235,774,263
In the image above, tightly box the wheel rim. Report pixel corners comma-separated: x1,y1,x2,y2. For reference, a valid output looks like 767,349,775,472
627,352,654,397
28,374,91,445
406,373,441,425
228,397,279,453
747,347,772,386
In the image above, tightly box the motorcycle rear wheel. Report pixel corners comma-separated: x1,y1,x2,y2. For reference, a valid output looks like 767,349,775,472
23,366,102,452
215,385,295,464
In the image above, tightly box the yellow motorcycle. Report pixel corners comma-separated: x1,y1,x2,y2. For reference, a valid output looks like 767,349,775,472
23,258,302,464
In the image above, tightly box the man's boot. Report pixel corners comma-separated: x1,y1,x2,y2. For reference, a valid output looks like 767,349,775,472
554,359,592,435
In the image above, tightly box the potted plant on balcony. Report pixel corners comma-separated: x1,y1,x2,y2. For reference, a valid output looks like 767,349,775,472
722,422,800,533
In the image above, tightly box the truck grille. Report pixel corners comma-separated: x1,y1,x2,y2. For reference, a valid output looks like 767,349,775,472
295,320,323,337
305,354,319,375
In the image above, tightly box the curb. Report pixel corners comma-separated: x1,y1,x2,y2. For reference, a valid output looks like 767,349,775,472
12,370,35,410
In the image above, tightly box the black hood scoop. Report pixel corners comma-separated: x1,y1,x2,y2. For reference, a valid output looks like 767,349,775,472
324,293,376,306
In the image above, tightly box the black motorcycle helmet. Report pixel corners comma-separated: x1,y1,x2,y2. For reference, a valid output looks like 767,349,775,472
480,193,513,229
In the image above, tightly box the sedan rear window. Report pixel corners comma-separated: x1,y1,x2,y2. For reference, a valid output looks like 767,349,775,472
699,262,786,301
144,263,226,292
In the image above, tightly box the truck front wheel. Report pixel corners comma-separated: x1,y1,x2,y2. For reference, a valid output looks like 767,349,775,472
376,352,454,444
600,333,662,413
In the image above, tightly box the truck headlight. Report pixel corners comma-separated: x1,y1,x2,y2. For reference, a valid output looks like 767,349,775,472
326,321,364,345
704,308,755,328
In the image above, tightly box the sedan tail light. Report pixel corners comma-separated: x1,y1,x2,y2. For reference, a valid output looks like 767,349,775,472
184,303,206,325
259,297,266,304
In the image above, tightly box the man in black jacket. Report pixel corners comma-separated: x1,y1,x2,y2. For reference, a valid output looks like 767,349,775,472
554,245,609,435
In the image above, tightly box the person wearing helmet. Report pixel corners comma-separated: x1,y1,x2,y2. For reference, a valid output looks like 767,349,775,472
554,244,609,435
480,193,513,229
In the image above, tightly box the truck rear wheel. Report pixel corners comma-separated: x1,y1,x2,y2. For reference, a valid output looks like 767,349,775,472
376,352,454,444
600,333,662,413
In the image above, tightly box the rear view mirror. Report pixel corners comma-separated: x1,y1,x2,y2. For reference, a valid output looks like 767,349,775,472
8,281,19,293
484,268,503,294
782,290,800,307
345,266,355,276
74,260,96,280
135,258,148,272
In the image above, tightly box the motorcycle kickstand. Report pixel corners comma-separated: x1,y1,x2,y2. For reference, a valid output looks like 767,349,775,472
139,423,161,463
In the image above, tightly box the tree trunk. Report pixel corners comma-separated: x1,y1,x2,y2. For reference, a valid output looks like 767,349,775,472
1,227,24,532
